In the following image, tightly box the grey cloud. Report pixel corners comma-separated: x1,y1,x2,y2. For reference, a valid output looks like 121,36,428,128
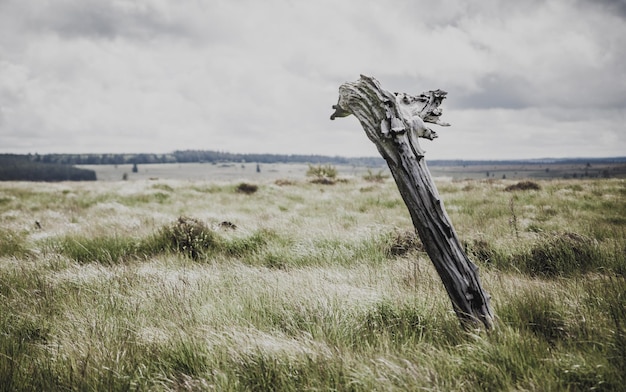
19,1,194,41
584,0,626,18
450,74,530,110
0,0,624,159
370,73,529,111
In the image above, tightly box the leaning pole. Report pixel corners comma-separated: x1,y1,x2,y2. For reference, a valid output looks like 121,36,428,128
331,75,495,330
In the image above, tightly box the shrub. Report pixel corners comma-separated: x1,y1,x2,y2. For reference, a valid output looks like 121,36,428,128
363,169,389,183
505,181,541,192
218,221,237,230
158,216,217,259
274,179,295,186
236,183,258,194
310,177,335,185
151,218,277,261
307,164,337,184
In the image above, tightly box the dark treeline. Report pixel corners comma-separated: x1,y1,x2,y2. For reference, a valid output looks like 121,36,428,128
0,155,96,182
427,157,626,166
12,151,626,167
3,151,625,172
11,150,387,166
24,152,176,165
172,150,356,164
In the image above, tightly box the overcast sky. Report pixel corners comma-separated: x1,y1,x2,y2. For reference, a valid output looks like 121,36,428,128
1,0,625,160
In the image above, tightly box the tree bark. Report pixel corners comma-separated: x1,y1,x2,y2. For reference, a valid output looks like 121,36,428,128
331,75,495,330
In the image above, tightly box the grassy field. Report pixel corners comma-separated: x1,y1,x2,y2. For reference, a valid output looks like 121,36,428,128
76,161,626,182
75,162,383,182
1,174,624,391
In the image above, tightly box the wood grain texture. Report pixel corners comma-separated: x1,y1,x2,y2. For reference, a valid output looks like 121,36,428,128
332,75,495,330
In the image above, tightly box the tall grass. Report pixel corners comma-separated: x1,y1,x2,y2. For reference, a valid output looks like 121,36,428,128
0,178,624,390
0,230,31,258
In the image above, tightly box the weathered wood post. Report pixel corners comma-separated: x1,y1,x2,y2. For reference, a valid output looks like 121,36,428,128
331,75,495,330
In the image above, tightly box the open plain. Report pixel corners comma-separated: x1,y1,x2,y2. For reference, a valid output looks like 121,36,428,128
1,172,624,391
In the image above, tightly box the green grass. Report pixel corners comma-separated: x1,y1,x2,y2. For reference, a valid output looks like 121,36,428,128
0,229,31,258
0,177,624,391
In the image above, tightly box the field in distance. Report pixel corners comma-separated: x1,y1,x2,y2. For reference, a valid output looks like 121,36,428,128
78,160,626,181
77,162,383,182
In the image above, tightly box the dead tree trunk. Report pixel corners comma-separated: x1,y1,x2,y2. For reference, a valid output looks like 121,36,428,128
331,75,495,330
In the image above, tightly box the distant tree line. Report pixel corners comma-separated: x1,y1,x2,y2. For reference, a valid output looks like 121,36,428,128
11,151,625,168
25,152,177,165
3,152,624,182
10,151,387,167
0,155,96,182
427,157,626,166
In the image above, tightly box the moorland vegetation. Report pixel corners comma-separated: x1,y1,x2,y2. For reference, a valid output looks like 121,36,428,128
0,176,624,391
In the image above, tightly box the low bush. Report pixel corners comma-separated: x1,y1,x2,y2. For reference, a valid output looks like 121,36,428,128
307,164,337,184
310,177,335,185
274,179,295,186
505,181,541,192
306,164,337,179
157,216,218,260
363,169,389,183
152,217,280,262
236,183,258,194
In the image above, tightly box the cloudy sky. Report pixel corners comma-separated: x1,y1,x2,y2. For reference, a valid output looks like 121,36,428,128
1,0,624,160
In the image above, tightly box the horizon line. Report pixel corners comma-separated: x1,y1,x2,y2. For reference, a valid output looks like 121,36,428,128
1,151,625,163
